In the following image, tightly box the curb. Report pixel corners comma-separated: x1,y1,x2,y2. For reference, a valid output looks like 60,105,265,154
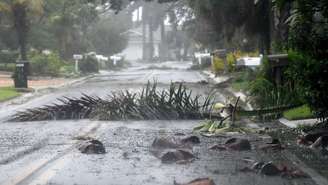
278,117,319,128
33,74,95,93
0,74,94,122
201,70,230,84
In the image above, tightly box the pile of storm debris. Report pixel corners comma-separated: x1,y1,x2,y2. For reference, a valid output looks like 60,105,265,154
297,126,328,150
10,83,217,122
149,132,309,185
150,136,200,164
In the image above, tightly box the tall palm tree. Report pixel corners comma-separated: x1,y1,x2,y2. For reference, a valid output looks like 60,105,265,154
0,0,43,88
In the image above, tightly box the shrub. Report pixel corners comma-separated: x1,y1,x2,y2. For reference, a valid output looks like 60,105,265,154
59,64,77,77
29,53,63,77
232,69,255,92
286,51,328,121
226,52,236,72
0,51,19,72
248,55,304,110
0,63,15,72
249,77,303,108
79,55,99,74
0,51,19,64
211,56,224,74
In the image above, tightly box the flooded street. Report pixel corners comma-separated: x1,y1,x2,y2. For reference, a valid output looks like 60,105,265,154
0,62,319,185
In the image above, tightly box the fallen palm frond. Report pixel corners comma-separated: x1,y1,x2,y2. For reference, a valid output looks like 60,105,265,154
11,82,217,122
193,120,255,135
193,97,256,135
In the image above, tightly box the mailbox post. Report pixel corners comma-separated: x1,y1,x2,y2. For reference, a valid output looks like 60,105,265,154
267,54,288,86
73,54,83,73
110,55,122,66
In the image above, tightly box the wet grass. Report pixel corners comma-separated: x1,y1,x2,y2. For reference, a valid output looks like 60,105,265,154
232,81,249,92
231,71,253,92
11,82,217,122
0,87,20,102
283,105,314,120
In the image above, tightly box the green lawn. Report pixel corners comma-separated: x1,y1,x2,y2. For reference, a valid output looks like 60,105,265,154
0,87,20,102
283,104,315,120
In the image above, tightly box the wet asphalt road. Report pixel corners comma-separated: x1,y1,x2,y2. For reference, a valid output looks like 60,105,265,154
0,61,319,185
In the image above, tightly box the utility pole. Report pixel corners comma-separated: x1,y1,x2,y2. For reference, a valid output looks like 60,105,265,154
142,4,147,60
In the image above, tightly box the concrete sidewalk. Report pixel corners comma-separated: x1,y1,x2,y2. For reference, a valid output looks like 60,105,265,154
0,72,75,89
0,71,95,91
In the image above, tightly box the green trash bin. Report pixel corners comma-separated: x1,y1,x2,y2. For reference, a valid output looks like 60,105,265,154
13,61,28,88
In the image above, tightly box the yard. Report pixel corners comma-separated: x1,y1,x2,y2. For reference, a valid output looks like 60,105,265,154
0,87,20,102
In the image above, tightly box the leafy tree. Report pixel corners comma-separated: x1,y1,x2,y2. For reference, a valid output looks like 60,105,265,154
276,0,328,121
0,0,44,88
88,14,129,55
0,0,43,61
48,0,99,59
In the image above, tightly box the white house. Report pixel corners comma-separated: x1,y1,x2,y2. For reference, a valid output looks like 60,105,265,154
121,25,166,61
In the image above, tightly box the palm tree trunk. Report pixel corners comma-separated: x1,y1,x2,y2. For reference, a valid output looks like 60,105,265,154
13,3,29,88
13,4,28,61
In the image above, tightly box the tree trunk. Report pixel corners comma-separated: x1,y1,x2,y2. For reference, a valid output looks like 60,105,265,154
13,4,28,61
159,18,166,62
149,18,154,61
142,5,147,60
13,3,29,88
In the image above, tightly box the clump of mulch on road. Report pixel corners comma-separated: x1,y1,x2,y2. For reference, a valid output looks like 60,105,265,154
209,137,252,151
161,149,196,164
11,82,216,122
240,159,308,178
181,136,201,145
257,138,285,151
150,136,200,164
78,139,106,154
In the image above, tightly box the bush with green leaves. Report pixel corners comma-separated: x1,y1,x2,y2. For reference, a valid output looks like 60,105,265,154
212,56,224,74
29,53,64,76
276,0,328,122
226,52,236,72
248,56,304,110
79,55,99,74
286,51,328,121
232,69,255,92
0,51,19,72
249,77,301,109
0,51,19,64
